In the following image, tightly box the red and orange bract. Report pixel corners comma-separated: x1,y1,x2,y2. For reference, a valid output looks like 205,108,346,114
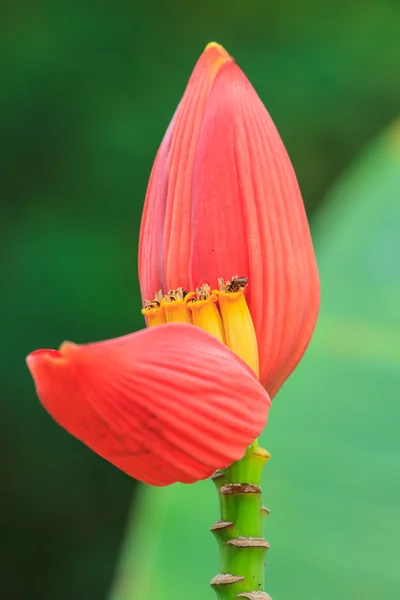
139,43,320,397
26,324,270,486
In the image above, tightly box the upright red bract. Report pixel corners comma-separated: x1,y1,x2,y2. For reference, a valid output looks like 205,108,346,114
139,43,320,397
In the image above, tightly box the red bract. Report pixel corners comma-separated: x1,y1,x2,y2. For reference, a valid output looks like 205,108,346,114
139,43,320,397
26,324,270,486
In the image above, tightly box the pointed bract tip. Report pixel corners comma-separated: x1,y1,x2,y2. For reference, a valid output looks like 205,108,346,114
204,41,230,58
203,41,233,75
27,348,62,360
26,347,63,369
26,342,78,369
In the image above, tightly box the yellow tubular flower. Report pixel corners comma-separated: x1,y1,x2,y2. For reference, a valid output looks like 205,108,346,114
215,277,259,378
162,288,193,324
187,284,226,345
141,290,167,327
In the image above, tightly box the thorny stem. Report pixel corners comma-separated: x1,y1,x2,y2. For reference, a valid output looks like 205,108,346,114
210,441,271,600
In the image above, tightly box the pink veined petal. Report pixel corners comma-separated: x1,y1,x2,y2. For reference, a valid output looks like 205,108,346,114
26,324,270,486
139,44,233,301
138,108,177,303
190,61,320,396
163,46,232,291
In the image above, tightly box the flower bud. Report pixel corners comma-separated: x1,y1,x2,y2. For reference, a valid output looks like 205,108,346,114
139,44,319,396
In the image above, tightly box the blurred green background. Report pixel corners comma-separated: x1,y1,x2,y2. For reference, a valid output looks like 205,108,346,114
1,2,399,599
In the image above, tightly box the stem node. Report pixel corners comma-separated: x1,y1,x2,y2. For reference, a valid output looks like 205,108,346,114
210,442,271,599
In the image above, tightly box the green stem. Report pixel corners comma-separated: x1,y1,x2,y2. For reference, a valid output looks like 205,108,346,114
210,441,271,600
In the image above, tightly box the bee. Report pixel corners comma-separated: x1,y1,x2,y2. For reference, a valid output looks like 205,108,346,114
227,276,248,293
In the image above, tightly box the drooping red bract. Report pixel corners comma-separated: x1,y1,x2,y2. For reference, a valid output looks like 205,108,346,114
27,324,270,486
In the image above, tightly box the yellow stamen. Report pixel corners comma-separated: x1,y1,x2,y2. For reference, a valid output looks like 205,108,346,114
215,277,259,377
141,277,260,378
187,284,226,344
141,290,167,327
162,287,193,324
